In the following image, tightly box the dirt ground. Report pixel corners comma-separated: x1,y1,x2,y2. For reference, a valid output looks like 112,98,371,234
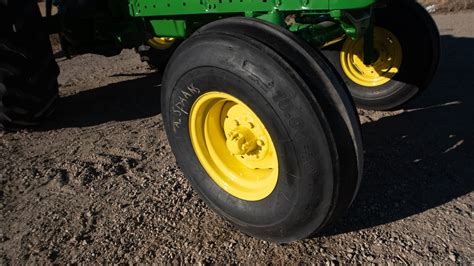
1,11,473,264
419,0,474,13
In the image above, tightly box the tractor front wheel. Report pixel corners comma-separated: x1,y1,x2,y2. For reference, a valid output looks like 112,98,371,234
162,18,363,243
322,0,440,110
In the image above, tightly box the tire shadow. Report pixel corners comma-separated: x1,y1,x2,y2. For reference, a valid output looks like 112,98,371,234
40,73,163,130
324,35,474,235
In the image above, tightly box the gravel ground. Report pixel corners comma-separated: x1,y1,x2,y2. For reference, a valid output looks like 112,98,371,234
419,0,474,13
1,12,473,264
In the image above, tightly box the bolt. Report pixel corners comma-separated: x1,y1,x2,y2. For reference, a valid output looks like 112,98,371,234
233,120,240,127
256,139,265,146
231,132,241,141
248,122,255,129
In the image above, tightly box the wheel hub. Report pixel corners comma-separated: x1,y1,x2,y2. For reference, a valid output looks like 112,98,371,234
340,27,403,87
147,37,176,50
226,127,257,155
189,92,278,201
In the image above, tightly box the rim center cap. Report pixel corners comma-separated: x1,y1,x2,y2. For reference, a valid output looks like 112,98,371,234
226,126,257,155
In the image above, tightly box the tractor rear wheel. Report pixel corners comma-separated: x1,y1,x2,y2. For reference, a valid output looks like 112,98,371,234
0,0,59,130
322,0,440,110
162,18,362,243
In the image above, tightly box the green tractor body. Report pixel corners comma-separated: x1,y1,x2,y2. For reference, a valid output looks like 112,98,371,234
130,0,375,38
52,0,376,55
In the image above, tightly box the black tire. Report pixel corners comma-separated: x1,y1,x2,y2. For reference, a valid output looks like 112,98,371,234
322,0,440,110
0,0,59,130
197,18,364,228
137,40,182,71
162,18,362,243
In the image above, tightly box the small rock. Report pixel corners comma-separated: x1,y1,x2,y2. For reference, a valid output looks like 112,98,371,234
448,253,456,262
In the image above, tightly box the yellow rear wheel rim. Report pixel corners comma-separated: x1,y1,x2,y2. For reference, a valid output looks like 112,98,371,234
340,27,403,87
189,92,279,201
147,37,176,50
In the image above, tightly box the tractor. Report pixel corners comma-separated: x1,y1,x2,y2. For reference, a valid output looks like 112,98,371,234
0,0,439,242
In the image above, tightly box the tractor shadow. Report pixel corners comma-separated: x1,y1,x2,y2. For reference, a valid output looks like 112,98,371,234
323,35,474,236
40,73,163,130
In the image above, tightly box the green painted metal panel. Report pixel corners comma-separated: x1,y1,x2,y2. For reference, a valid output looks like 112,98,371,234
130,0,375,17
129,0,376,17
329,0,375,9
150,20,187,37
130,0,323,17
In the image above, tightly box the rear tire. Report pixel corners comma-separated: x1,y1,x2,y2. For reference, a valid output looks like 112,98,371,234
162,18,362,243
0,0,59,130
322,0,440,110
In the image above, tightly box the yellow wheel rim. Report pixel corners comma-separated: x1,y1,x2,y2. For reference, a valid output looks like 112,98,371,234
189,92,279,201
340,27,403,87
147,37,176,50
